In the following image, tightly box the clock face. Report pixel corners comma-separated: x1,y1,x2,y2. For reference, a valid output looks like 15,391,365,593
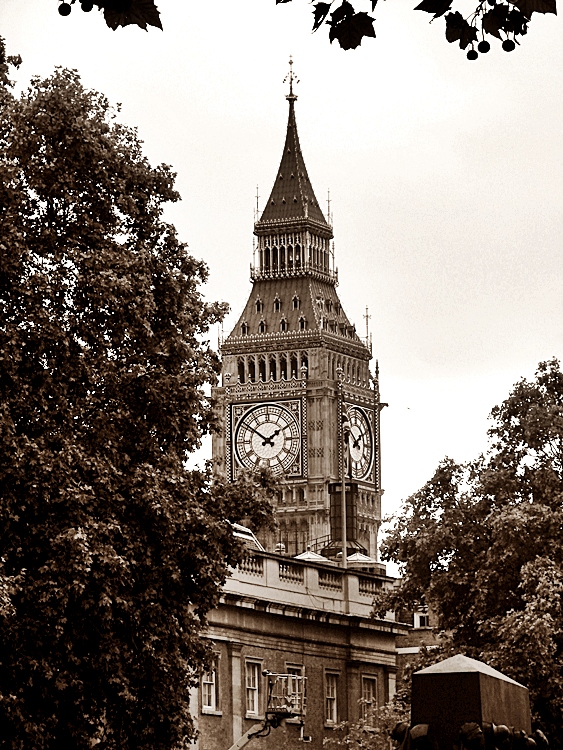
233,402,301,476
347,405,374,480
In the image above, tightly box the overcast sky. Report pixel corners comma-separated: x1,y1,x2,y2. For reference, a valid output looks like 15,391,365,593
3,0,563,534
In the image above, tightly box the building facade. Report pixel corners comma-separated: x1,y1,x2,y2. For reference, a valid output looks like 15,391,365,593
212,67,384,559
193,551,405,750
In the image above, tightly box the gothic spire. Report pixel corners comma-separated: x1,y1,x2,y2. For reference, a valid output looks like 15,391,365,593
255,59,331,234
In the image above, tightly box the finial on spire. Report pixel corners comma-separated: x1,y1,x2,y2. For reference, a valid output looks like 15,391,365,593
254,185,260,222
284,55,299,101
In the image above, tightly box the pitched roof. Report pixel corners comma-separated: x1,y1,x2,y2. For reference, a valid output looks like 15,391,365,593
415,654,525,686
256,97,330,229
225,275,367,356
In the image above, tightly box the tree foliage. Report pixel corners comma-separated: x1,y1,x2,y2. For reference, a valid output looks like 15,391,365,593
0,43,275,748
51,0,556,58
323,695,411,750
377,359,563,747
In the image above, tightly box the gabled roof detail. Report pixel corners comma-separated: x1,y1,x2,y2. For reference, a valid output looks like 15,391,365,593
224,276,370,361
256,97,330,230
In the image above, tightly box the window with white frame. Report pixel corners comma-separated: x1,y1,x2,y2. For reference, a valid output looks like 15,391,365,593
325,672,338,724
202,656,220,713
361,676,377,718
414,607,430,629
388,673,396,701
246,661,261,716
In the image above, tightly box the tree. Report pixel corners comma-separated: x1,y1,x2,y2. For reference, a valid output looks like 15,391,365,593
50,0,557,59
0,43,275,748
323,694,411,750
377,359,563,747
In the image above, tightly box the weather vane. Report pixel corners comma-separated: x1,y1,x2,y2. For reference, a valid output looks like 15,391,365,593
284,56,299,100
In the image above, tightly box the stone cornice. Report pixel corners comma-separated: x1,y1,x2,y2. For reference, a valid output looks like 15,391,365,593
254,217,333,240
217,592,407,635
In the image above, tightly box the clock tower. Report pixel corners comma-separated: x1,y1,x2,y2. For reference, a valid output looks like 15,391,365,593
212,62,383,558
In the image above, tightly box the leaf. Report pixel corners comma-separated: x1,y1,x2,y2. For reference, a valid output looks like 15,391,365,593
328,2,376,49
444,11,477,47
505,7,528,33
371,0,378,9
312,2,332,31
511,0,556,15
482,3,508,36
459,20,478,46
444,10,465,41
414,0,453,20
330,0,355,25
98,0,162,31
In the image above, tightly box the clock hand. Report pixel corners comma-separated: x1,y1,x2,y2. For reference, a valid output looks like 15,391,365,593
352,436,361,449
243,423,272,443
261,428,282,447
243,422,282,447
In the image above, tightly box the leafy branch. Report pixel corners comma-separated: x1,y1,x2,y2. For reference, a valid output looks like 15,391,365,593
56,0,163,31
305,0,555,55
51,0,558,56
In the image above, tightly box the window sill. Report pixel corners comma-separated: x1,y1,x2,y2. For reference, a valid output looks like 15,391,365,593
245,714,265,721
324,722,338,729
202,709,223,716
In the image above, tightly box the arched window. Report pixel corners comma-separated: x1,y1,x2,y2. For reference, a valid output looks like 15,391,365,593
269,356,277,380
248,358,256,382
290,353,298,378
280,354,288,380
274,297,281,312
280,318,287,333
258,356,266,381
293,295,300,310
256,298,263,313
259,321,266,334
299,316,307,330
237,358,245,384
241,322,248,336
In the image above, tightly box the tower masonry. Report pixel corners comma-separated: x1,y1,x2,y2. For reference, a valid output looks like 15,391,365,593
212,66,383,558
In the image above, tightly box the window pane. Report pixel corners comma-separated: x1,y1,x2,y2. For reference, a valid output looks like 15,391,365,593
361,677,377,719
246,663,260,715
325,674,338,723
202,658,218,711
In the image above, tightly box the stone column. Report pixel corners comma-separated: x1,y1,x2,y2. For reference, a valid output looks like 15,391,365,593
227,642,243,745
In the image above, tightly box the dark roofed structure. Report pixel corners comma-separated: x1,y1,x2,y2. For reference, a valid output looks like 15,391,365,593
255,92,329,230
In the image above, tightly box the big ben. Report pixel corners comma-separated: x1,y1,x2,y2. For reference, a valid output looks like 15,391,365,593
212,61,383,559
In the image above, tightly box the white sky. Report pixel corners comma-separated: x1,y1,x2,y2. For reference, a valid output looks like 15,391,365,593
3,0,563,539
